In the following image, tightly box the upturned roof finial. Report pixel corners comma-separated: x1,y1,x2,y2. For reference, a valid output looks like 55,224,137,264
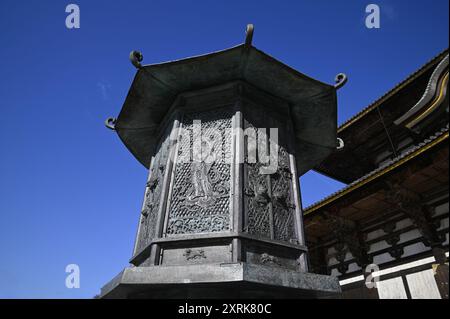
105,117,116,130
334,73,348,89
130,51,143,69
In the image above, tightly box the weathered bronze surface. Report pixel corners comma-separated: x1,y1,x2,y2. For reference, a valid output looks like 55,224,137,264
113,44,338,177
100,25,341,299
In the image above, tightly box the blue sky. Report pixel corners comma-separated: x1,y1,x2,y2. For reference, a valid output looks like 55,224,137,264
0,0,448,298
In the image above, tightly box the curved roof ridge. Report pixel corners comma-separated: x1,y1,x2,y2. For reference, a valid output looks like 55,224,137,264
338,48,449,133
304,124,449,215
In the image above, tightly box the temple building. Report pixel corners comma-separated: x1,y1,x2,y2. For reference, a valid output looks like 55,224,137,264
305,49,449,299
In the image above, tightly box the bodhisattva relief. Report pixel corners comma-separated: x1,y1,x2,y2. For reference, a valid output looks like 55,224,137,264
166,108,233,235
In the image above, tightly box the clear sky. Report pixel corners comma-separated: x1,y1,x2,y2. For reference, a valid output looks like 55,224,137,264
0,0,448,298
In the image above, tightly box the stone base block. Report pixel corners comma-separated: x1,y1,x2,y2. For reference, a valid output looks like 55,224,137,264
99,262,341,299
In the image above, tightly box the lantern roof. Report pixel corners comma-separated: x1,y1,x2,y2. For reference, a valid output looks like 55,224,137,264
110,28,342,176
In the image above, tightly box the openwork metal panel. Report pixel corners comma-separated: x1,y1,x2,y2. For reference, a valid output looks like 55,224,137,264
244,119,271,239
243,113,297,243
166,108,233,235
136,127,172,252
272,146,296,242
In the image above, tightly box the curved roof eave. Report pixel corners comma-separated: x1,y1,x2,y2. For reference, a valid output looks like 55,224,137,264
115,44,337,173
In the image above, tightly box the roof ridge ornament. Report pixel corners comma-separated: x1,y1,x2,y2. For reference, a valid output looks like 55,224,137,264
130,50,143,69
334,73,348,89
394,54,449,129
245,24,254,48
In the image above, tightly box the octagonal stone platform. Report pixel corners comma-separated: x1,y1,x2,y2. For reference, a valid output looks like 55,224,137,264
100,262,341,299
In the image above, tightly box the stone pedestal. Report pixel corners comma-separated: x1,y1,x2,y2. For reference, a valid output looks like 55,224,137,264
101,263,340,299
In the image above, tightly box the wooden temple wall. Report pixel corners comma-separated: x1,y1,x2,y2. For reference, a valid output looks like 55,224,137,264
320,200,449,299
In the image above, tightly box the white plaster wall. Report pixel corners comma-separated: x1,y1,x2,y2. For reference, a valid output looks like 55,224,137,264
437,217,449,231
327,247,338,266
368,240,390,254
328,256,338,266
433,202,449,217
373,252,395,265
396,218,413,230
344,251,353,262
399,229,421,243
402,242,429,258
347,262,360,273
366,228,385,241
407,269,441,299
377,277,408,299
331,268,341,277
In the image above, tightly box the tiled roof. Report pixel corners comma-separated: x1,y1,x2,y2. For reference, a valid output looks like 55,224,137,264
338,49,449,133
304,125,449,215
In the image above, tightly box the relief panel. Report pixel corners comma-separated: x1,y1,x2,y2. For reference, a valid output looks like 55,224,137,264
165,108,233,235
161,245,232,266
243,108,297,243
135,126,172,252
244,118,271,239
